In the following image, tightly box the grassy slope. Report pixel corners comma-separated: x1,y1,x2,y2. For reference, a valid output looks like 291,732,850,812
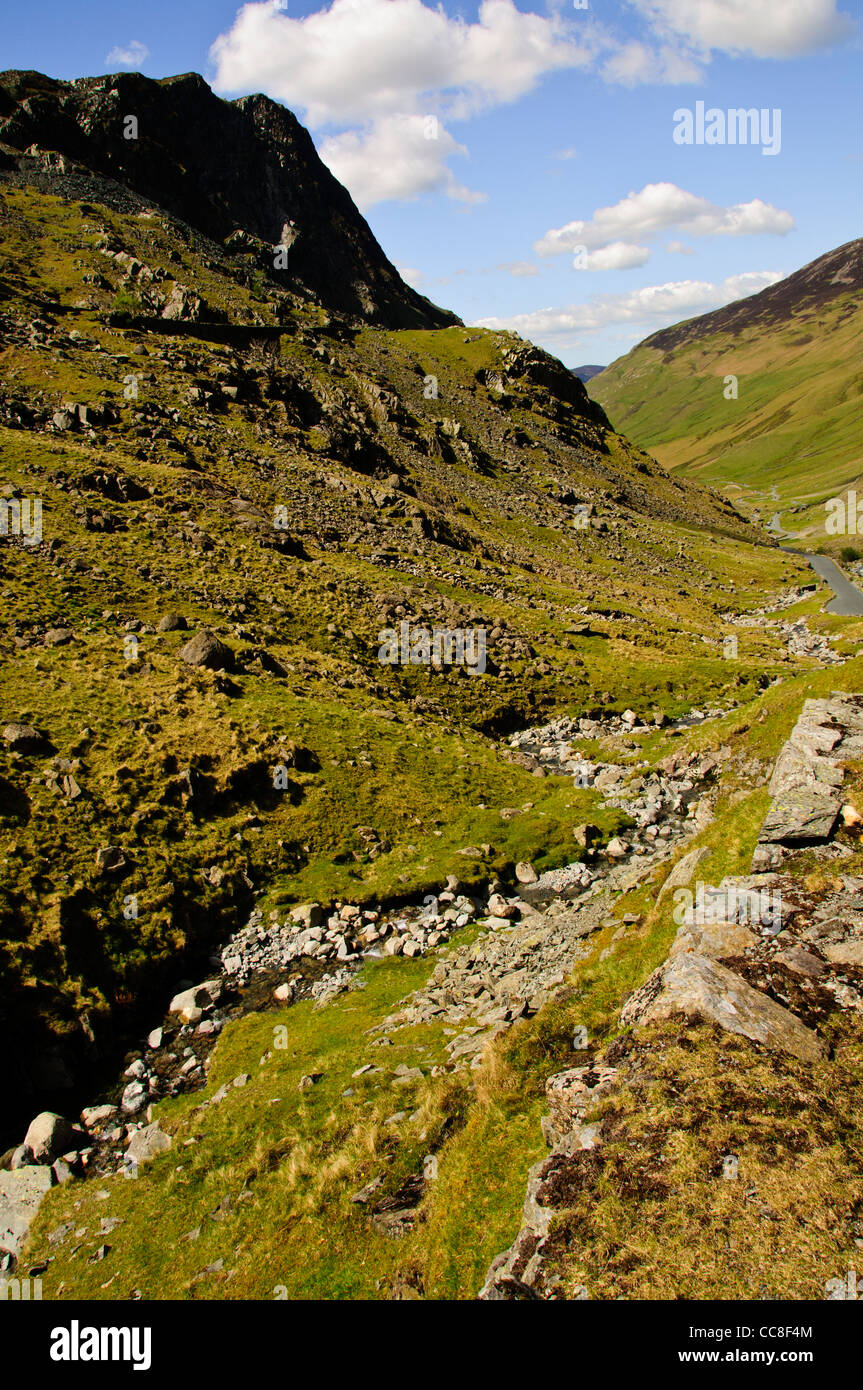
24,651,863,1299
590,286,863,549
5,181,862,1298
0,183,809,1101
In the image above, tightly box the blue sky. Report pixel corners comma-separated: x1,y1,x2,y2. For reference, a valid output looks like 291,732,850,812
3,0,862,366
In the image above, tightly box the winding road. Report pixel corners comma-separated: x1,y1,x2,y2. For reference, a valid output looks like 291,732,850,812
780,548,863,616
805,554,863,616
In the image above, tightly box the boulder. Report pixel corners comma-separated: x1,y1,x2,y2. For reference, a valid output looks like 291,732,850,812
289,902,323,928
823,941,863,968
179,629,234,671
2,723,48,754
125,1122,171,1166
657,846,712,902
157,612,188,632
515,861,538,884
777,946,829,979
573,824,599,849
80,1104,118,1129
621,953,826,1064
169,979,222,1022
121,1081,148,1115
0,1168,54,1256
669,921,759,961
23,1113,87,1165
95,845,126,874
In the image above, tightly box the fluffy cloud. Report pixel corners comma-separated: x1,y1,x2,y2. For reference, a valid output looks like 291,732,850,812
584,241,651,270
624,0,855,58
210,0,596,126
105,41,149,69
601,38,702,85
477,270,783,346
535,182,794,262
321,116,485,208
498,261,541,277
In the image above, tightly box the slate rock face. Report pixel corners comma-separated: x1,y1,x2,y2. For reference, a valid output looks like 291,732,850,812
759,789,841,845
0,68,459,331
754,694,863,851
0,1167,54,1256
621,953,826,1064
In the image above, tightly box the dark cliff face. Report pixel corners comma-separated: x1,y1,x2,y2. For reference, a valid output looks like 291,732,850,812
0,68,460,330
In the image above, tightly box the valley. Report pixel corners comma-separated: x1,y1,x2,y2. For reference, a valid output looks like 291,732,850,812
1,66,863,1307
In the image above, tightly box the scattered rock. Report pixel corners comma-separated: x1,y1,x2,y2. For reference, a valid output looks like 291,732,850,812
179,628,234,671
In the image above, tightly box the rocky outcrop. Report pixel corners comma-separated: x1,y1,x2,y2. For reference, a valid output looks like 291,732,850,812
0,1167,53,1259
754,693,863,864
479,1064,617,1299
0,68,458,330
620,952,826,1064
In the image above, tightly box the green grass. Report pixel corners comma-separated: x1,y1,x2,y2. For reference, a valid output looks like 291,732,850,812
590,288,863,550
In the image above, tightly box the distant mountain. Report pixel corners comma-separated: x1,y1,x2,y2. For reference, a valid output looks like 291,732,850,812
588,238,863,541
0,68,458,330
571,364,606,384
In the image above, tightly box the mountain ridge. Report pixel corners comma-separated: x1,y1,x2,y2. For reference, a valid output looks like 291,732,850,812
588,236,863,542
0,67,458,331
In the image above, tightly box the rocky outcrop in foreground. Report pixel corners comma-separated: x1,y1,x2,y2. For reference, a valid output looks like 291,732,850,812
754,692,863,867
481,694,863,1299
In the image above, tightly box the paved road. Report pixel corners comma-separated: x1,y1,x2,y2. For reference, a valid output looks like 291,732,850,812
803,553,863,616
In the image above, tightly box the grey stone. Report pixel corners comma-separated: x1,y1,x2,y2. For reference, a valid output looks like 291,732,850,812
156,612,188,632
621,953,827,1064
2,723,48,753
759,789,841,845
125,1123,172,1166
0,1168,54,1256
23,1113,87,1164
178,628,234,671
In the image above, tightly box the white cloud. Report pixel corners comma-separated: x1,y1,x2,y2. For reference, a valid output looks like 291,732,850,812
601,38,702,85
106,40,149,69
625,0,855,59
210,0,596,126
321,116,485,208
396,265,426,288
585,241,651,270
535,182,794,260
477,270,783,346
499,261,541,277
667,239,695,254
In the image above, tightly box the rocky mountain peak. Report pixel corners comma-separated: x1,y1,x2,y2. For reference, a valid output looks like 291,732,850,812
0,67,459,330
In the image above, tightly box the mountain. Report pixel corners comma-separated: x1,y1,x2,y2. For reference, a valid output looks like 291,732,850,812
0,68,458,331
588,238,863,543
571,364,606,384
5,70,849,1305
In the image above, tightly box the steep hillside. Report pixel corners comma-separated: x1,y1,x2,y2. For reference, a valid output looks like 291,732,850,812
4,70,853,1303
589,239,863,546
0,68,457,331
